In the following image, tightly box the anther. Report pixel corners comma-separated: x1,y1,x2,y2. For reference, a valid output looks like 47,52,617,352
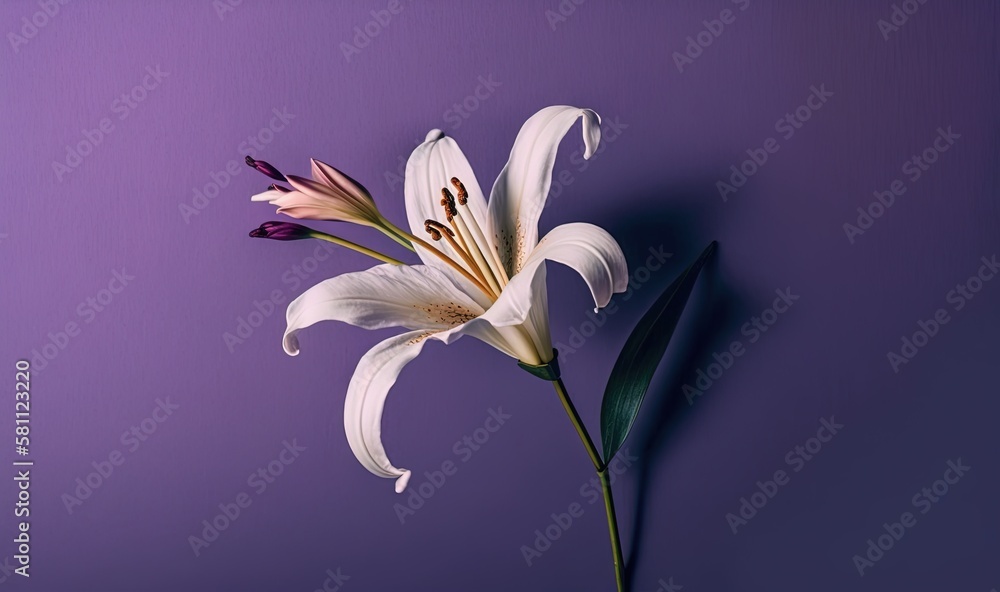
424,219,454,238
440,188,458,219
424,224,441,241
450,178,468,205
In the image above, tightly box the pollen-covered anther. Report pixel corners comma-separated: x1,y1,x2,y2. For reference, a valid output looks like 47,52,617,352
450,177,468,205
424,219,454,239
424,221,443,241
440,188,458,219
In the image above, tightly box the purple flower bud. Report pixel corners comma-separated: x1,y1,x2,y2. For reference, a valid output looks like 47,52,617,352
245,156,286,182
249,221,314,241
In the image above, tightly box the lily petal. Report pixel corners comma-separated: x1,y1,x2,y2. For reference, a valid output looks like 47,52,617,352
251,188,287,203
282,264,483,356
277,175,382,225
521,222,628,311
310,158,373,205
404,130,492,270
480,222,627,353
423,221,627,365
432,312,533,361
488,106,601,275
344,330,431,492
430,259,552,365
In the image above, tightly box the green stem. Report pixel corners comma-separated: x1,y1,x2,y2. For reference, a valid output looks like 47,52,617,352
552,378,602,471
309,232,405,266
375,220,416,252
599,468,626,592
551,378,625,592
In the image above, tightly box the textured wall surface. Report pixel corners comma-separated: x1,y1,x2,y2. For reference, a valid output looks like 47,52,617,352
1,1,998,591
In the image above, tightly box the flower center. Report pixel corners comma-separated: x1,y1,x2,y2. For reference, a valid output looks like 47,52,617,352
421,177,509,300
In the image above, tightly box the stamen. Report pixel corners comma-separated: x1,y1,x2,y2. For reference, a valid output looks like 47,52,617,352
450,177,468,205
426,219,488,289
443,183,503,295
440,188,458,221
386,220,495,301
424,219,454,238
424,222,442,241
449,177,510,287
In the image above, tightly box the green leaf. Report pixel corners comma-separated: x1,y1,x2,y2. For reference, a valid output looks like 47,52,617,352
600,241,717,463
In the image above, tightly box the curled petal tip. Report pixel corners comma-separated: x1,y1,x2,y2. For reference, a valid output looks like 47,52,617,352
394,470,412,493
282,333,300,356
580,109,601,160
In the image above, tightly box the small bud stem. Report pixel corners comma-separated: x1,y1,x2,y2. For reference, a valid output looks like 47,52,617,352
308,232,406,266
374,222,416,252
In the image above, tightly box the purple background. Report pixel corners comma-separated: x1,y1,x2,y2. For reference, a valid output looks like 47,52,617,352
2,1,998,591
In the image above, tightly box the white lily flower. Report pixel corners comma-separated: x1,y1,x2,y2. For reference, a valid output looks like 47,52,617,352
282,106,628,492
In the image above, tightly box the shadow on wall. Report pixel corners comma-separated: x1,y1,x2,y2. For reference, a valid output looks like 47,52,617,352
594,175,749,590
